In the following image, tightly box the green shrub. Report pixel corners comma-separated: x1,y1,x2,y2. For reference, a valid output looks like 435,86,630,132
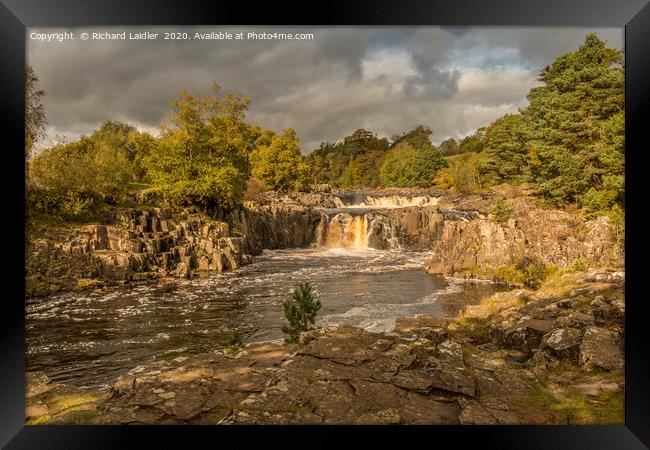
570,257,590,273
494,265,523,286
491,196,512,223
281,283,321,344
581,188,618,219
453,153,483,193
515,256,549,289
224,330,244,354
28,188,98,221
28,127,134,219
494,256,551,289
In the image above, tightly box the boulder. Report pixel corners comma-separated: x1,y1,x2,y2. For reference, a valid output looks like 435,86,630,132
590,295,625,326
540,327,584,363
497,319,554,351
579,327,624,371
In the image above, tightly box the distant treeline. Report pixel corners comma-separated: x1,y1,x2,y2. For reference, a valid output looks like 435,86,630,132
26,33,623,223
307,33,624,218
307,125,447,189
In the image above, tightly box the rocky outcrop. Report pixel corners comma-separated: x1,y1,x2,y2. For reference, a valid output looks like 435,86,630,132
426,196,623,279
227,200,323,254
26,188,624,295
377,207,445,249
458,269,624,376
26,208,253,295
26,200,327,296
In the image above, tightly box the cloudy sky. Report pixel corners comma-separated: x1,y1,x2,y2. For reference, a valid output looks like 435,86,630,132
27,26,623,153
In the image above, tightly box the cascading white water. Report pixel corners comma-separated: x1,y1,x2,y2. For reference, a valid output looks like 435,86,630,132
332,194,440,209
316,211,405,250
317,213,370,249
316,193,440,250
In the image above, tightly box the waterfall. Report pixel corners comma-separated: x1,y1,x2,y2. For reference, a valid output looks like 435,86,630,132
315,193,444,250
316,211,401,250
317,213,369,249
331,194,440,209
353,215,368,249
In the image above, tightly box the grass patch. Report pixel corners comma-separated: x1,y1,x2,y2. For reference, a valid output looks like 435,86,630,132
493,256,557,290
494,265,523,287
75,278,102,291
535,271,583,298
550,389,624,425
50,393,97,413
54,407,97,424
514,367,624,425
26,414,52,425
453,316,492,343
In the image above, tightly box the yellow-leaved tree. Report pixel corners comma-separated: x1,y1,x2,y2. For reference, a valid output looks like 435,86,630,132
251,128,310,192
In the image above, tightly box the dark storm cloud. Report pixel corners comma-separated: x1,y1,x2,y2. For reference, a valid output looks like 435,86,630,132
28,26,623,151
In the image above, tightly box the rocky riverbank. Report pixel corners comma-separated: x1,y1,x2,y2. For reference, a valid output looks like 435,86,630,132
25,186,624,297
425,187,623,280
26,267,624,425
25,199,321,297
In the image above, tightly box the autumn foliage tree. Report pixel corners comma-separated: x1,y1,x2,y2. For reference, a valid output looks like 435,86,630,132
250,128,310,192
147,85,257,211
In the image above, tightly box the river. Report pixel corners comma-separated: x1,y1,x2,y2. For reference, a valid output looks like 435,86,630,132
26,193,505,390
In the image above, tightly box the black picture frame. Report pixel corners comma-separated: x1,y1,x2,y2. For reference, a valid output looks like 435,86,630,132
1,0,648,447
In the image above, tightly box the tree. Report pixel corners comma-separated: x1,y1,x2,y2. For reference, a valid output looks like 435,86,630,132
28,134,132,219
439,137,460,156
379,142,420,187
126,129,156,182
462,34,624,211
147,85,256,211
251,128,310,192
479,114,531,185
459,128,485,153
224,330,244,354
281,283,321,344
305,129,389,188
340,156,356,188
453,153,483,193
391,125,434,149
380,126,447,188
523,33,624,207
490,196,512,223
90,120,155,182
25,65,46,158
